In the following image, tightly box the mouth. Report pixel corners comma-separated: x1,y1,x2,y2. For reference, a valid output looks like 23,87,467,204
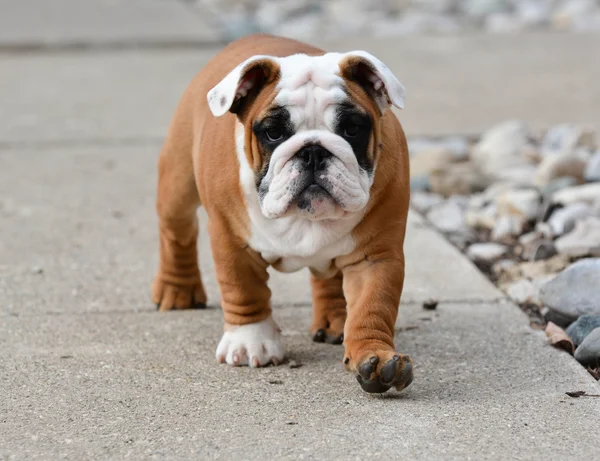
295,183,336,213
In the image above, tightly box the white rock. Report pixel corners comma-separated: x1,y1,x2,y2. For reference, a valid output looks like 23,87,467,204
466,203,497,230
467,242,508,262
555,216,600,257
492,259,517,277
410,147,454,176
411,192,444,214
504,279,535,304
492,214,525,241
552,183,600,205
471,121,534,179
496,189,541,220
541,123,596,157
426,197,469,234
547,202,595,237
535,153,587,186
585,150,600,182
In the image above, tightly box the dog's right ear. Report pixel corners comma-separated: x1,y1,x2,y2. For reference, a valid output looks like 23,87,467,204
207,56,281,117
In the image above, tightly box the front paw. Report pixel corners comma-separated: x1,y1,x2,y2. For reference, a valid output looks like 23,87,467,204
216,317,285,367
152,276,207,311
345,348,413,394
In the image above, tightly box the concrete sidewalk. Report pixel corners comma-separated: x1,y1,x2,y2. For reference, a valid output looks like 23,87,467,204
1,24,600,460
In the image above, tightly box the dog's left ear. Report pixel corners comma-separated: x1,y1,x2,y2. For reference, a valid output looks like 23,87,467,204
207,55,280,117
339,51,405,113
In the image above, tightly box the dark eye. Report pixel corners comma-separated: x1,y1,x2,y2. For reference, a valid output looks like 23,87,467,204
265,127,283,142
343,124,361,138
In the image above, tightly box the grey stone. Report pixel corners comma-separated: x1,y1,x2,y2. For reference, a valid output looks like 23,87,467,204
410,191,444,214
547,202,595,237
410,174,431,191
566,315,600,347
539,258,600,322
574,327,600,366
585,150,600,182
531,241,558,261
426,197,469,234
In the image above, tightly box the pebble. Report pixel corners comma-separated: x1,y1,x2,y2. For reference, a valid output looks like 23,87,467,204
554,217,600,257
496,189,541,220
535,153,587,186
547,202,595,237
499,254,570,283
492,259,517,278
539,258,600,324
466,203,497,230
491,214,525,241
426,197,469,234
539,176,579,200
574,327,600,366
471,120,533,179
200,0,600,41
540,123,596,157
584,150,600,182
410,147,454,177
552,183,600,206
566,315,600,347
466,242,508,262
410,191,444,214
430,162,488,197
503,279,535,304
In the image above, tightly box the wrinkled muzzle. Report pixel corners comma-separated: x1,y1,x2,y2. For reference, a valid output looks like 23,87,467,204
258,131,371,220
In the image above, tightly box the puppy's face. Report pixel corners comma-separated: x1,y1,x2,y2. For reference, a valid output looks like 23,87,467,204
208,52,405,221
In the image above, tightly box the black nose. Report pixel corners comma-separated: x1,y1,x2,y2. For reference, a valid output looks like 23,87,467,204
298,145,330,171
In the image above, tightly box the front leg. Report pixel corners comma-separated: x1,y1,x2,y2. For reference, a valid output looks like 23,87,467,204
209,219,284,368
341,257,413,393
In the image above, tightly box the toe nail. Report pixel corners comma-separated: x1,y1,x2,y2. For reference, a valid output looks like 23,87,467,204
381,359,398,384
233,352,239,365
193,301,207,309
252,357,260,367
343,357,350,365
313,329,326,343
359,357,378,379
272,358,280,366
331,333,344,345
393,355,400,361
394,363,414,391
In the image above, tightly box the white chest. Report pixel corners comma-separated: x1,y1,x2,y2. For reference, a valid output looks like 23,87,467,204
247,211,358,273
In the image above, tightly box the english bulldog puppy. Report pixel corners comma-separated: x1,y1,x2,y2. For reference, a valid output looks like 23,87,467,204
152,34,412,393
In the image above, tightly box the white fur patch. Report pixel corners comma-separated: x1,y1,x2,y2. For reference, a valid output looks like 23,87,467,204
235,123,362,273
216,317,284,367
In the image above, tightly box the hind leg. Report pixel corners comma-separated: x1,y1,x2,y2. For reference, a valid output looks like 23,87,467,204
152,140,207,311
310,271,346,344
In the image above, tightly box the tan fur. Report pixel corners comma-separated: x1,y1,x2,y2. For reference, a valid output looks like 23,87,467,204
153,34,411,390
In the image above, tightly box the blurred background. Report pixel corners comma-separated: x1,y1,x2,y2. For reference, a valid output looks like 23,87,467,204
1,0,599,336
